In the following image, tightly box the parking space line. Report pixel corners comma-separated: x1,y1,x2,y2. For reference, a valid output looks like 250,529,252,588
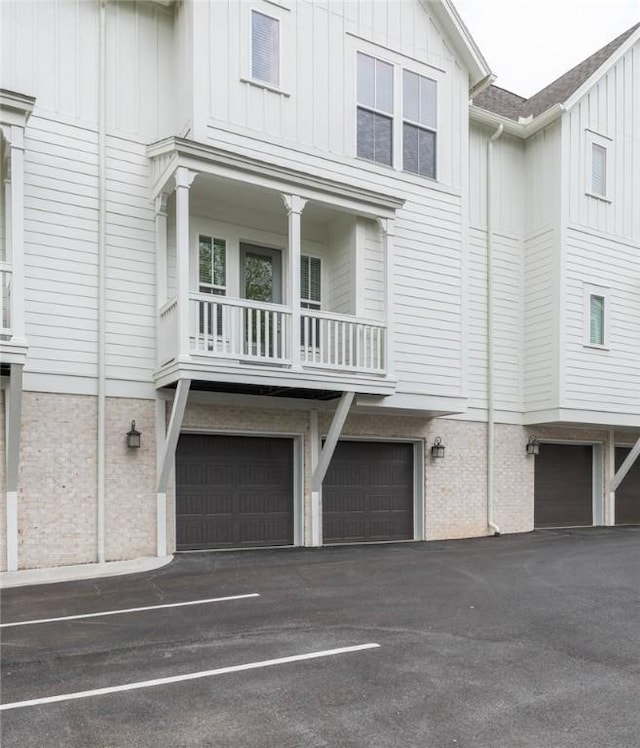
0,594,260,629
0,643,380,711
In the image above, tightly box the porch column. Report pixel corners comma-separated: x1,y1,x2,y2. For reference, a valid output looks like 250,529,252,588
376,217,395,377
175,167,195,360
282,194,307,368
155,192,169,308
4,125,26,346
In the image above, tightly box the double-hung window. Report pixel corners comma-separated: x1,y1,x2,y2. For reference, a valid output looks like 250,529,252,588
199,235,226,337
357,52,394,166
251,10,279,86
403,70,437,178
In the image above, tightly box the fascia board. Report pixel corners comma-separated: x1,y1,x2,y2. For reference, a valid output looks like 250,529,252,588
0,89,36,126
424,0,492,89
562,28,640,114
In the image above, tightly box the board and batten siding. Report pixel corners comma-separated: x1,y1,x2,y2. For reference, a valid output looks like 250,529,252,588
1,0,177,141
566,39,640,242
561,227,640,414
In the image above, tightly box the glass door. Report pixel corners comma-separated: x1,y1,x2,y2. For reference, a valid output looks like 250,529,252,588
240,244,283,358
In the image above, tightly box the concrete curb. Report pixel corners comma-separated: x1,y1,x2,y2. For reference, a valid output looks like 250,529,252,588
0,555,174,589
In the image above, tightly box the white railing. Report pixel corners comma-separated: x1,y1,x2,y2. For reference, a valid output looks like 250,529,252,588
0,263,12,337
158,296,178,366
191,293,290,364
300,309,386,373
157,293,387,376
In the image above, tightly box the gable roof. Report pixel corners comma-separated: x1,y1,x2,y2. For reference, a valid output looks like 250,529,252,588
473,21,640,121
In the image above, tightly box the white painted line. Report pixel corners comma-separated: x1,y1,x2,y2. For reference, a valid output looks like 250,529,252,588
0,594,260,629
0,643,380,711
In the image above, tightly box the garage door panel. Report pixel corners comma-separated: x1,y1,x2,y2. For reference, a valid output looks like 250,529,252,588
615,448,640,525
535,444,593,528
323,441,414,544
176,435,294,550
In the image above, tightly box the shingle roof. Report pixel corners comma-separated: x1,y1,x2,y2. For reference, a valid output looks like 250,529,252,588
473,21,640,121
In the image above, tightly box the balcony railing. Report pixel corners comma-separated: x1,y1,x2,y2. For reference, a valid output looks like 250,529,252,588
157,293,386,375
0,263,12,337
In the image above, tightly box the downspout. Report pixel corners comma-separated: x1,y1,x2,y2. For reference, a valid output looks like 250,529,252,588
486,123,503,536
97,0,107,563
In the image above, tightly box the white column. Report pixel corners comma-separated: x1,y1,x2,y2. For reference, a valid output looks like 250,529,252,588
155,397,168,557
282,195,307,368
6,363,24,571
7,126,26,345
309,409,321,547
175,168,195,360
376,217,395,377
607,429,616,526
155,192,169,308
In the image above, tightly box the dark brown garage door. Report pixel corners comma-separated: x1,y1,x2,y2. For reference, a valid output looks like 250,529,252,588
323,441,414,543
534,443,593,528
615,447,640,525
176,434,294,550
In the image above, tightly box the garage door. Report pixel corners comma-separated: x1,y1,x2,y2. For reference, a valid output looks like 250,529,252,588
176,434,294,550
534,443,593,528
323,441,414,543
615,447,640,525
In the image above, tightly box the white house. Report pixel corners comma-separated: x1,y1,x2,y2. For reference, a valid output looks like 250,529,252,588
0,0,638,573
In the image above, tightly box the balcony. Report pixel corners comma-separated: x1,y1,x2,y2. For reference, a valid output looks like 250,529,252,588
148,138,403,396
159,293,386,375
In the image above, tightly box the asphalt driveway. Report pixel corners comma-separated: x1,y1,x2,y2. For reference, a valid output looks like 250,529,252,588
1,527,639,747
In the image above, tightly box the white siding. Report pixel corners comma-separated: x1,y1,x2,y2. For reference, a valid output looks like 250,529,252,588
1,0,176,140
326,215,355,315
361,219,384,319
566,39,640,242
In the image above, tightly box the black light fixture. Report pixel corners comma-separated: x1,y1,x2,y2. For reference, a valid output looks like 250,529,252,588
526,435,540,456
431,437,445,459
127,420,141,449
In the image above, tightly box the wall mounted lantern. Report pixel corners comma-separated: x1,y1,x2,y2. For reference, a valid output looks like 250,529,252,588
526,436,540,456
127,420,141,449
431,437,445,459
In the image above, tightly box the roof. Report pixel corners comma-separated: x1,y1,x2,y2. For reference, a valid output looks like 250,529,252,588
473,21,640,121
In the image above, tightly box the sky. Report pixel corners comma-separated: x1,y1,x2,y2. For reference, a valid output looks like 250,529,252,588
453,0,640,98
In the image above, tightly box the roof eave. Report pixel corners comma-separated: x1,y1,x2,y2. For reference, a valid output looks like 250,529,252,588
469,102,566,138
424,0,492,90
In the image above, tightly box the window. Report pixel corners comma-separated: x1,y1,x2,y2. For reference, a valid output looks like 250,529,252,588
198,235,226,295
251,11,279,85
591,143,606,197
300,255,321,310
199,236,226,337
584,284,609,348
357,53,393,166
403,70,437,178
589,294,605,346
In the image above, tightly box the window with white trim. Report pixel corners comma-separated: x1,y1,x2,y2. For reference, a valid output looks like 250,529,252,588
198,235,226,296
586,131,612,201
356,52,438,179
300,255,321,309
403,70,437,178
356,52,394,166
251,10,279,86
584,284,609,348
591,143,607,197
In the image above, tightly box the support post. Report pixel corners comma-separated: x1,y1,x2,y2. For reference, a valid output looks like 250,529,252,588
155,397,168,557
311,391,354,496
376,217,395,377
607,429,616,526
611,435,640,493
175,168,195,360
309,409,321,547
5,363,23,571
157,379,191,495
155,193,169,309
282,195,307,368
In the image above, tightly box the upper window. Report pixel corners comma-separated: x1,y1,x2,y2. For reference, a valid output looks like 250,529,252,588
251,11,279,86
589,294,605,346
356,53,394,166
584,284,609,348
591,143,607,197
403,70,437,178
356,52,438,179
